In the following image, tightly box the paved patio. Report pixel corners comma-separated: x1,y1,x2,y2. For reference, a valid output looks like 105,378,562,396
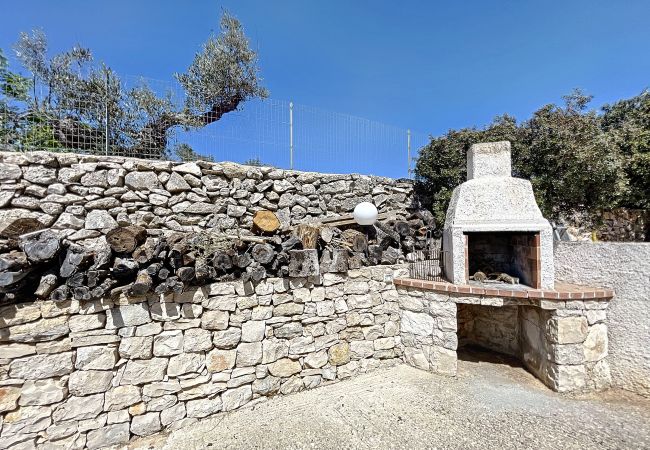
128,350,650,450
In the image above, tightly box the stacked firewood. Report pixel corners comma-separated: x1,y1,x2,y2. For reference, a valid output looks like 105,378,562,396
0,209,435,305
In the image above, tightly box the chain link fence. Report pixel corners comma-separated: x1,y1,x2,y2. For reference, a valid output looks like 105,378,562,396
0,75,429,179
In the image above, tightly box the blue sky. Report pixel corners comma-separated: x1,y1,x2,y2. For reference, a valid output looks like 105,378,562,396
2,1,649,177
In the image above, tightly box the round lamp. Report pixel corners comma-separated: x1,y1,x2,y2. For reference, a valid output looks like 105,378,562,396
353,202,378,225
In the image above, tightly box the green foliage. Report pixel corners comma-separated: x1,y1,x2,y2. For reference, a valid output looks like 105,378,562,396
174,143,214,162
415,89,649,227
243,157,271,167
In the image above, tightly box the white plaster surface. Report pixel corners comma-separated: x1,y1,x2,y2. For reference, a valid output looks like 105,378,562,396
467,141,512,180
554,242,650,397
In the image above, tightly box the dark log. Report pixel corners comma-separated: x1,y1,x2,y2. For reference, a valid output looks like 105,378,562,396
165,276,184,293
20,230,61,263
194,261,210,284
0,218,44,239
394,221,411,238
86,269,108,288
329,248,349,273
0,251,28,272
73,286,91,301
131,270,153,296
246,264,266,283
50,285,69,302
66,272,86,288
0,270,30,287
177,266,195,282
341,229,368,253
252,210,281,234
158,267,171,280
112,258,139,279
320,226,335,244
232,253,252,269
105,225,147,253
367,245,383,266
288,249,319,277
281,236,303,252
133,238,158,265
91,240,112,270
146,262,164,277
374,222,400,250
153,237,168,258
60,245,92,278
213,251,233,273
91,278,117,299
251,244,274,265
35,273,58,298
348,253,363,270
381,246,401,264
270,252,289,272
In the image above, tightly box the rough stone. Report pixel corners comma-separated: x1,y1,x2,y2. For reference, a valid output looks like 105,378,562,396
221,385,252,411
9,352,73,379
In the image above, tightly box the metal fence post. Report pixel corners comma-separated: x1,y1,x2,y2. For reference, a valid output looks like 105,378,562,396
289,101,294,170
407,129,411,178
104,71,110,156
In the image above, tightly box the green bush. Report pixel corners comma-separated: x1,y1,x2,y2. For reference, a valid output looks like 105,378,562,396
414,90,648,228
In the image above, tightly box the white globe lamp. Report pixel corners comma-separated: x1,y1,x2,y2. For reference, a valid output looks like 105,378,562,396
353,202,378,226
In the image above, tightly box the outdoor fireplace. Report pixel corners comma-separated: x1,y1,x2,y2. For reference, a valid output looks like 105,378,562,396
442,141,554,289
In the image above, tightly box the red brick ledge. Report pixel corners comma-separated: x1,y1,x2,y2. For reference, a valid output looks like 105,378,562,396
393,278,614,300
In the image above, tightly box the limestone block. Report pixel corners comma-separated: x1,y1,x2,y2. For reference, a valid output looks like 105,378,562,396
374,337,395,350
548,363,587,392
131,411,161,436
328,342,351,366
401,310,435,337
273,302,304,316
241,321,266,343
23,165,57,184
547,316,588,344
0,386,20,412
0,303,41,328
125,171,160,190
548,343,585,365
68,370,114,396
119,336,153,359
252,376,281,396
0,343,35,359
201,310,229,330
583,324,608,362
236,342,263,367
107,410,130,424
106,302,151,329
222,385,253,411
268,358,302,378
150,302,181,321
167,353,205,376
86,423,130,449
207,349,237,372
146,394,177,412
69,314,106,332
350,340,375,359
153,330,184,356
2,405,51,436
289,336,315,355
120,358,168,385
75,346,118,370
161,403,186,426
104,385,142,411
213,328,242,349
2,315,69,343
183,328,213,352
9,352,73,379
430,346,457,376
261,339,289,364
186,397,222,418
143,381,182,398
403,347,430,371
85,210,118,230
18,378,67,406
53,393,104,422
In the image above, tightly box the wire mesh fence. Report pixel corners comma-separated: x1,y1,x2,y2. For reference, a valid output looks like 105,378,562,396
0,74,430,179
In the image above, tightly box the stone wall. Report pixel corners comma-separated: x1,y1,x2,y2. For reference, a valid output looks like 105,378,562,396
457,304,519,356
0,150,414,239
0,265,406,449
555,242,650,397
395,287,610,393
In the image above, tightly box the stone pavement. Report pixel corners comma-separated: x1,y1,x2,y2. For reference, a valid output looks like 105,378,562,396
128,353,650,450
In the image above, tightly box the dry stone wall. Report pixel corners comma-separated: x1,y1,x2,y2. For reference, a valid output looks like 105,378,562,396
0,151,415,240
0,265,406,449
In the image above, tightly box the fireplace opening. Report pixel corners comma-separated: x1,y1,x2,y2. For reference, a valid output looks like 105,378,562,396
465,231,541,288
456,303,528,369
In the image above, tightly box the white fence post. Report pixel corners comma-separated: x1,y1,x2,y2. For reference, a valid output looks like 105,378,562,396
407,128,411,178
289,101,294,170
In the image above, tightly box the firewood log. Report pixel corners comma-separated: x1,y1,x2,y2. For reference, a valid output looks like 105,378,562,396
213,251,233,272
252,210,281,234
341,229,368,253
131,270,153,296
0,251,28,272
146,262,164,277
112,258,139,279
320,226,334,244
60,245,91,278
20,230,61,263
133,238,158,265
73,286,91,301
35,273,58,298
158,267,170,280
251,244,274,265
105,225,147,253
294,224,321,249
50,285,69,302
0,218,44,239
66,272,86,288
281,236,302,252
0,270,30,287
394,221,411,238
232,253,252,269
246,264,266,283
177,266,195,282
374,222,400,250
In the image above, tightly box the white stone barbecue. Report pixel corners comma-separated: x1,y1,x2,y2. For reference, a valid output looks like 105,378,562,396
442,141,554,289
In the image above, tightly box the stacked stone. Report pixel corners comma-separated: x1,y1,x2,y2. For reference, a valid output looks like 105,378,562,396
0,151,414,242
396,289,457,376
0,265,405,449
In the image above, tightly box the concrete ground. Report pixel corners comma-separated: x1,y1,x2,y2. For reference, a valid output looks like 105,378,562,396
128,351,650,450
